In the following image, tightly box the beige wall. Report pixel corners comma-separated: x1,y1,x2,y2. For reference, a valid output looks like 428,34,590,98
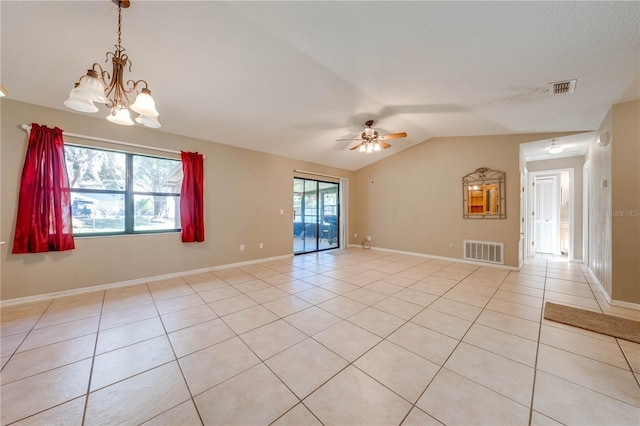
351,133,575,267
611,100,640,304
4,98,637,304
1,100,354,301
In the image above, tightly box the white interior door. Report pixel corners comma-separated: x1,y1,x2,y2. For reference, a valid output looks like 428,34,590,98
535,177,558,254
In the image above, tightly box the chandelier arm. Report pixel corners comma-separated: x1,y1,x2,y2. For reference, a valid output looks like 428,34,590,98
89,63,110,86
128,79,149,92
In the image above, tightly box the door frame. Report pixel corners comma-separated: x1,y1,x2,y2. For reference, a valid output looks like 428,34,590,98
526,168,575,259
293,177,340,254
534,176,559,254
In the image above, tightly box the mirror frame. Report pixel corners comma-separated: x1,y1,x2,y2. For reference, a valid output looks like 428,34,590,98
463,167,506,219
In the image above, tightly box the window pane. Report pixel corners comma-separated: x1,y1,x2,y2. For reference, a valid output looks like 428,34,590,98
71,193,125,234
133,155,182,193
65,146,126,190
134,195,180,231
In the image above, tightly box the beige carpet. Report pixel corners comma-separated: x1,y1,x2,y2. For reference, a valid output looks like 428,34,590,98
544,302,640,344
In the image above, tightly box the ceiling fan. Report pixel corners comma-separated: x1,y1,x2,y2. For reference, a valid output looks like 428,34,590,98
337,120,407,153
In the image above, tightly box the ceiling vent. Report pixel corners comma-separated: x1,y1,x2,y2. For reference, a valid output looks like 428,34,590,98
549,79,577,95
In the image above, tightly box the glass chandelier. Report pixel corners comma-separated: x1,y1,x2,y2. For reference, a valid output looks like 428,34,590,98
64,0,160,128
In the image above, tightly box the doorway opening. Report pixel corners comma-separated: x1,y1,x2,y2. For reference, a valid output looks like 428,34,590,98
528,170,572,258
293,178,339,254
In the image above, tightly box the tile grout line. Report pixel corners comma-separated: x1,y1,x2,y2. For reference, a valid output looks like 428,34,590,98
396,265,515,425
526,258,547,426
158,277,214,426
227,258,447,424
201,272,328,425
1,298,54,371
576,262,638,384
272,261,451,425
81,290,107,426
526,258,577,426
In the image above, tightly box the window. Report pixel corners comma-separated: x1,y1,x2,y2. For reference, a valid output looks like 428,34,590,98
65,145,182,236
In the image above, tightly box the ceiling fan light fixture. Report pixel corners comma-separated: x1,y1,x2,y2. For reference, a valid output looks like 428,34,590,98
343,120,407,153
65,0,160,128
366,142,374,153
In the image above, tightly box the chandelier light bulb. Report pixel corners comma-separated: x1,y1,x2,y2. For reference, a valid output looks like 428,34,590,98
358,143,366,153
64,89,99,113
73,71,108,104
106,106,134,126
130,88,159,117
135,114,161,129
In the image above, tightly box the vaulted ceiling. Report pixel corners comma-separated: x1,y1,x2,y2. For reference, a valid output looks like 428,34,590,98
2,1,638,170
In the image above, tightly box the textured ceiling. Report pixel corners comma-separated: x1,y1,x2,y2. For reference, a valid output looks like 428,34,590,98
2,1,638,170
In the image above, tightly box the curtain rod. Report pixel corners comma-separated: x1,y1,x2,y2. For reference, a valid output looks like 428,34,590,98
293,169,347,180
20,124,205,158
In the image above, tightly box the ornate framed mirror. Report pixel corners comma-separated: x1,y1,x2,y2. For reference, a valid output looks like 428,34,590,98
463,167,506,219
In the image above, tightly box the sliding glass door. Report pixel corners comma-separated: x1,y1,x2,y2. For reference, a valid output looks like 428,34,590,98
293,178,339,254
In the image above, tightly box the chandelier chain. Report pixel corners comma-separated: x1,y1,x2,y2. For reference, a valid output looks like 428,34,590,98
117,2,122,50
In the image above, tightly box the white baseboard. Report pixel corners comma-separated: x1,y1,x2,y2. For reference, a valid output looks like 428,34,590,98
347,244,518,271
587,267,612,304
0,254,293,308
586,267,640,312
610,299,640,311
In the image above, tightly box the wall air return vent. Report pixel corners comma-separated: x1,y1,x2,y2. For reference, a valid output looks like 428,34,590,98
549,79,577,95
464,240,504,265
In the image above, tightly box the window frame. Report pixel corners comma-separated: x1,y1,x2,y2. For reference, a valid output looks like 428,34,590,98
65,143,182,237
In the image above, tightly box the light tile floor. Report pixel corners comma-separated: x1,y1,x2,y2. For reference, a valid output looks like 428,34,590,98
1,248,639,425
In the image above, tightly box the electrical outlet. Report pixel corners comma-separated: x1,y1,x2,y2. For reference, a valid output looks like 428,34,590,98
240,244,244,251
280,209,284,215
354,233,357,238
449,242,454,248
366,236,371,241
259,243,263,249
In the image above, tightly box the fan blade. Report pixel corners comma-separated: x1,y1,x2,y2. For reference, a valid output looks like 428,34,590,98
381,132,407,140
336,138,362,142
350,143,362,151
379,141,391,149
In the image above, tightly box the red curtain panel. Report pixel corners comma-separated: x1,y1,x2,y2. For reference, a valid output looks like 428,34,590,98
180,151,205,242
12,123,75,253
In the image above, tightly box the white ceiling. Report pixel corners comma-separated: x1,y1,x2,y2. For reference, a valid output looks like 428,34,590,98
2,1,638,171
519,132,594,163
